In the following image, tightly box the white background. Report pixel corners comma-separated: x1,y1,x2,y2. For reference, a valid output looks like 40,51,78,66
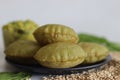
0,0,120,43
0,0,120,79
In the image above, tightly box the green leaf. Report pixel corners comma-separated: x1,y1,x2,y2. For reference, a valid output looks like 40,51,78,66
0,72,31,80
78,33,120,51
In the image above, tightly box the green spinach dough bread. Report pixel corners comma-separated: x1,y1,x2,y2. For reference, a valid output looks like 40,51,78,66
2,20,38,48
34,42,86,68
78,42,109,64
4,40,40,64
33,24,79,46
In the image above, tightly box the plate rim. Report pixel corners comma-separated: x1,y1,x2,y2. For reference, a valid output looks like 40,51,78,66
5,55,111,75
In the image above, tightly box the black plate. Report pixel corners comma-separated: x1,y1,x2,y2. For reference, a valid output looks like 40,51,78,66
5,55,111,75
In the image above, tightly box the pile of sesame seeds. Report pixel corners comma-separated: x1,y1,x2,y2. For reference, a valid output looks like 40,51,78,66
42,53,120,80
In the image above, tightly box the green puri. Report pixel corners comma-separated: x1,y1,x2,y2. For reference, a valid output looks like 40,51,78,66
34,24,79,46
34,42,86,68
2,20,38,48
79,42,109,63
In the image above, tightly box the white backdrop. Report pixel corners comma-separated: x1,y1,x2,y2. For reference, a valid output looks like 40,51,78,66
0,0,120,48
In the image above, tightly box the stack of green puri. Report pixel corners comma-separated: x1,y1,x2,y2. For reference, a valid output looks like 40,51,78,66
33,24,109,68
33,24,86,68
3,20,41,64
3,22,110,68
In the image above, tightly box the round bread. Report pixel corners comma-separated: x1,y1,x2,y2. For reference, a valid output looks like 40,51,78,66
34,42,86,68
4,40,40,64
2,20,38,48
33,24,79,46
78,42,109,63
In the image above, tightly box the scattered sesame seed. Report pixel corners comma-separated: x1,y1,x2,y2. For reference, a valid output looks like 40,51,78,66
42,53,120,80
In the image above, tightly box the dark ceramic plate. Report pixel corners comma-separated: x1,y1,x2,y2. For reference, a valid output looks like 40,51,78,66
5,55,111,75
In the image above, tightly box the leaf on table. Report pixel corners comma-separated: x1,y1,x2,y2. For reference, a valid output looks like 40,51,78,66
0,72,31,80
